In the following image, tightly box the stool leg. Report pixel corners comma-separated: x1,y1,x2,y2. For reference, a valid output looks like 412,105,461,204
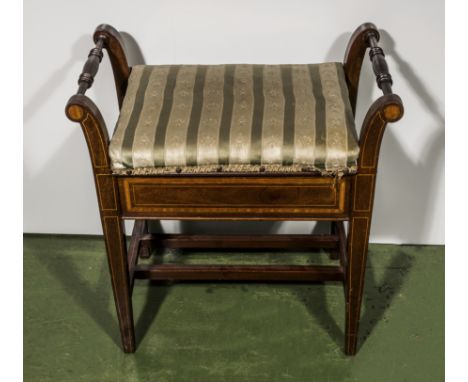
344,216,371,355
102,216,136,353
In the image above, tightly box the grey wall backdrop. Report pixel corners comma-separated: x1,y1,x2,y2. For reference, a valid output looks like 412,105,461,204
24,0,444,244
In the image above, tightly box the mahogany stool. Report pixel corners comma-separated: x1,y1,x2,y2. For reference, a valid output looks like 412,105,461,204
65,22,403,355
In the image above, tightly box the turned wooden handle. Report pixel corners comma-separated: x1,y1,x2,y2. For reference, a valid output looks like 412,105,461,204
68,24,130,109
77,37,106,95
364,30,393,95
343,22,401,114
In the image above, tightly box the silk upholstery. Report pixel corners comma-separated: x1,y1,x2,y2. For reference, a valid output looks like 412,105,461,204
109,63,359,175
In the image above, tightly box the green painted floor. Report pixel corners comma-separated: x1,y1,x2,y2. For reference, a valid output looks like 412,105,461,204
24,235,444,382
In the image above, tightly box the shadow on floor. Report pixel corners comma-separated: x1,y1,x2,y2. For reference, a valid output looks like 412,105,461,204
134,282,170,344
358,249,415,350
290,247,415,351
36,246,121,347
291,281,343,348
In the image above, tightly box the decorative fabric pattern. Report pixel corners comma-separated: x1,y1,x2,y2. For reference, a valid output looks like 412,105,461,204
109,63,359,175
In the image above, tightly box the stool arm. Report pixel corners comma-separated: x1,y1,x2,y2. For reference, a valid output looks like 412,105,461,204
365,29,393,96
75,37,104,96
65,24,131,171
344,22,398,113
73,24,130,109
344,23,404,171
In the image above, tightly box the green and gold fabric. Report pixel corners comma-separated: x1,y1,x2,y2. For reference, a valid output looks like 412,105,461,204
109,63,359,175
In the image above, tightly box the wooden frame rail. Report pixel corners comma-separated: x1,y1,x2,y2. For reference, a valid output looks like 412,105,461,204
138,233,340,249
133,264,344,282
126,231,346,284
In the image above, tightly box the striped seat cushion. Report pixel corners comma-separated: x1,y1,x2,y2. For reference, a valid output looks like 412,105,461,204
109,63,359,175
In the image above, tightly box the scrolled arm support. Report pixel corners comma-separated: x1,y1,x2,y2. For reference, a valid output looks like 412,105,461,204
65,94,111,172
94,24,130,108
343,22,379,114
357,93,404,171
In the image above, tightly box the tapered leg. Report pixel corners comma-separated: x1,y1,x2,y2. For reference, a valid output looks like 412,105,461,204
345,216,371,355
66,79,137,353
102,216,136,353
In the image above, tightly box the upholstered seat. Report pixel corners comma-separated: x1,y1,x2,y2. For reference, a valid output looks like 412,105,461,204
109,63,359,175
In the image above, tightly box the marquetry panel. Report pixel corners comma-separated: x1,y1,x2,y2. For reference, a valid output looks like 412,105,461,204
118,176,351,220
